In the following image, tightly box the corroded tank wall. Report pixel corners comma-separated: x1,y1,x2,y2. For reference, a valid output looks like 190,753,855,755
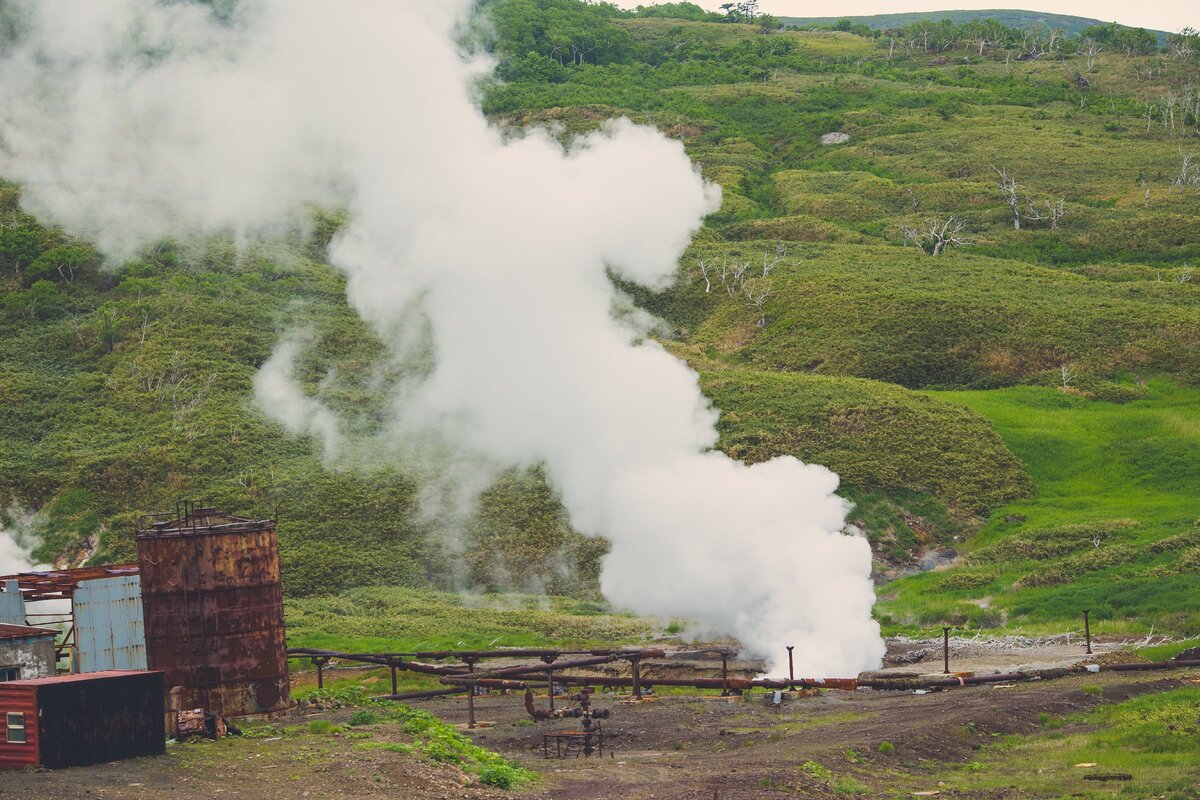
136,510,289,717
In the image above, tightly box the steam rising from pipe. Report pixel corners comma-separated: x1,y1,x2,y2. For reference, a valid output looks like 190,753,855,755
0,0,883,674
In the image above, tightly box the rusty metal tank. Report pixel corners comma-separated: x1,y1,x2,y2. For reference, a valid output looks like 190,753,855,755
136,502,290,717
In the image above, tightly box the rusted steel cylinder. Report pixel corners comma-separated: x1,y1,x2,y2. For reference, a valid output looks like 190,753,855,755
137,509,289,717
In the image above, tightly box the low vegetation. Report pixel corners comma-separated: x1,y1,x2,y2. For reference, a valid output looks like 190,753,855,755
907,686,1200,798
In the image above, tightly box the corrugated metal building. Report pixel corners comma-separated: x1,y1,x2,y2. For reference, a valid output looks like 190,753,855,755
0,625,57,682
138,503,291,717
71,574,147,673
0,671,165,770
0,580,24,626
0,566,145,674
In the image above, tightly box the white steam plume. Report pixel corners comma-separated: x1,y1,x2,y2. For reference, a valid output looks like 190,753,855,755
0,0,883,675
0,530,38,575
251,332,343,461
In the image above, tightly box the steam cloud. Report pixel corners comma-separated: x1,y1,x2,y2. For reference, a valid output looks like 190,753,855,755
0,508,46,575
0,530,38,575
0,0,883,674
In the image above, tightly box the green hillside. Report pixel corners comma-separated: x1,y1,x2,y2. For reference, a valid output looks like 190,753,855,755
781,10,1167,41
2,2,1199,637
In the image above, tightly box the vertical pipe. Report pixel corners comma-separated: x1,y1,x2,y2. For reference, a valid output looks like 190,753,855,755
721,653,729,697
547,669,555,713
316,658,324,689
631,656,642,699
467,684,476,729
1083,609,1093,655
390,662,398,696
786,646,795,687
942,627,951,674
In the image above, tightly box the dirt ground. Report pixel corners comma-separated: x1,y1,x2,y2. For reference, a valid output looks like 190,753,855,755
1,636,1193,799
465,672,1182,799
0,670,1185,800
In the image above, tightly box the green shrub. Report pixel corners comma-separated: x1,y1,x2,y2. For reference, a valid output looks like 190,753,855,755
939,570,997,591
347,710,380,727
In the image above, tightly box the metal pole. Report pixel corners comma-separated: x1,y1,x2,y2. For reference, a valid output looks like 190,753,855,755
1083,609,1093,655
315,658,325,689
786,646,795,687
721,653,729,697
547,669,555,712
631,656,642,699
390,661,398,696
942,627,951,674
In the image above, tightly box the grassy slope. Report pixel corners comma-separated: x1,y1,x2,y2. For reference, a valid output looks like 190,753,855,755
1,7,1198,637
877,381,1200,633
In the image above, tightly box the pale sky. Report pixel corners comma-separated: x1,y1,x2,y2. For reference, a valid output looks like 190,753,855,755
613,2,1197,34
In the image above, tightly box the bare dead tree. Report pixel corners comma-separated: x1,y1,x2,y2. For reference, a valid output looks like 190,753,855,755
1177,267,1194,284
906,186,921,213
927,217,969,255
1083,39,1102,72
1171,28,1197,60
1173,152,1199,191
1143,100,1158,132
993,166,1023,230
696,258,714,293
1059,362,1076,393
900,218,969,255
761,241,784,278
726,258,751,296
742,277,771,327
1025,196,1069,231
1046,28,1063,55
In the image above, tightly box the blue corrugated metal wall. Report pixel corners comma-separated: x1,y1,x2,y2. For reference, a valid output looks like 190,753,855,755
71,576,147,673
0,581,23,626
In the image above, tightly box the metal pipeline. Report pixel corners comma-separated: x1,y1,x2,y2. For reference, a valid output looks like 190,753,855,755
447,650,666,682
376,687,471,701
443,674,857,691
293,645,1200,701
288,646,659,661
858,660,1200,691
288,648,469,675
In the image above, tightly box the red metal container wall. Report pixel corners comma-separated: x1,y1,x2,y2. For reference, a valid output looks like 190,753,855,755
33,671,165,769
137,520,290,717
0,683,38,769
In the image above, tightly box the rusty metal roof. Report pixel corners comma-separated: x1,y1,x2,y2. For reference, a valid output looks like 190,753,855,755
0,623,58,640
1,669,160,687
0,566,140,602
